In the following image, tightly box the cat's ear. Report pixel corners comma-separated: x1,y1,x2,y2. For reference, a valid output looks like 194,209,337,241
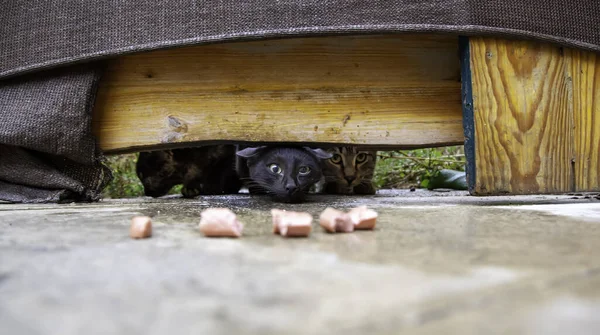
304,147,333,160
236,146,267,158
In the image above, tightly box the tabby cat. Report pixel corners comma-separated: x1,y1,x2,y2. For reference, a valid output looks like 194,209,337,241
136,145,241,198
236,146,332,203
320,147,377,195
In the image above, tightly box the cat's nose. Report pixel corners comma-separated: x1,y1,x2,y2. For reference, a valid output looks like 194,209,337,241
285,182,298,193
344,176,356,185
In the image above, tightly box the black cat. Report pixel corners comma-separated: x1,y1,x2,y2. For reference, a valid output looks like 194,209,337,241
136,145,241,198
236,146,332,203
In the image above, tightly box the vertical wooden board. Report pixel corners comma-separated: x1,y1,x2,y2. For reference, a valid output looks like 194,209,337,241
469,37,573,194
459,36,476,193
569,50,600,191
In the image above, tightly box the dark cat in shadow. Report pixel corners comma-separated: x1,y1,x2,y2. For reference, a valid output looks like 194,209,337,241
136,145,241,198
236,146,332,203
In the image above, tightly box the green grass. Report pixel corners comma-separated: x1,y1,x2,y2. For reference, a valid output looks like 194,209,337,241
373,146,465,189
102,146,465,198
101,153,183,198
102,153,144,198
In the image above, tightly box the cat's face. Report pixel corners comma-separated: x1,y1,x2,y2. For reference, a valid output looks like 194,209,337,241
322,147,377,193
237,146,332,203
136,150,179,197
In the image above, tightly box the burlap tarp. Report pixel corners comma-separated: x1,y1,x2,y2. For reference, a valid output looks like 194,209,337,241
1,0,598,202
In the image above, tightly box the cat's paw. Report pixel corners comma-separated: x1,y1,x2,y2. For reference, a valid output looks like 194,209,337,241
181,186,202,198
353,182,377,195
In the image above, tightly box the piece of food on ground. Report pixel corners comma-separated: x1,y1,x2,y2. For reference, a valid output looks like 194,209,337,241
130,216,153,239
271,209,312,237
199,208,244,238
348,205,378,230
319,207,354,233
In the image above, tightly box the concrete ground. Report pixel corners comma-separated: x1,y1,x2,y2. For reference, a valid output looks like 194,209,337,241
1,189,600,335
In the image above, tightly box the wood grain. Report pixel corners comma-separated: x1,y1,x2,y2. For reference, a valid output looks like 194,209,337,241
92,34,463,153
469,37,573,194
568,50,600,191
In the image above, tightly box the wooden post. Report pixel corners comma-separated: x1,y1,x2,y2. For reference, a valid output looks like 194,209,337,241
569,49,600,192
462,36,600,195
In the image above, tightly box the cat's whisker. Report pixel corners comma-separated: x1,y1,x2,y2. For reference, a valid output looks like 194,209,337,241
244,179,276,195
244,182,266,189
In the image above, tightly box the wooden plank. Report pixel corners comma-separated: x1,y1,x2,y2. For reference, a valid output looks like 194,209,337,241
568,50,600,191
92,34,463,154
467,37,573,194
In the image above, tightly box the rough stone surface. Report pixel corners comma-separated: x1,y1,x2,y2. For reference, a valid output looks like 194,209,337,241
1,190,600,334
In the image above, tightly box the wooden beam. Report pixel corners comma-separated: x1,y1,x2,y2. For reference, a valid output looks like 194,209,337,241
463,36,600,195
92,34,463,154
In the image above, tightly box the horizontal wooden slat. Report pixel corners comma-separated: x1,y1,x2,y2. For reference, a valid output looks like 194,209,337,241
93,34,463,154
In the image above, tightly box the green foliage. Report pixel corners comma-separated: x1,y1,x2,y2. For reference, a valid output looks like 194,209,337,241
373,146,465,189
101,146,466,198
102,154,144,198
102,153,181,198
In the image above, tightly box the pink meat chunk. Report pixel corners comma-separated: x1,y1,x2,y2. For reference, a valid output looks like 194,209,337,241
271,209,312,237
199,208,244,238
319,207,354,233
130,216,153,239
348,205,378,230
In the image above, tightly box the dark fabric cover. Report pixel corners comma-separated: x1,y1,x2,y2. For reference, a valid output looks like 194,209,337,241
0,0,598,202
1,0,599,79
0,146,110,203
0,65,111,203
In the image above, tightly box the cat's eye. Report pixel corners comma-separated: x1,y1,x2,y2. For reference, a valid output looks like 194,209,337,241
330,154,342,164
298,166,311,175
269,164,282,174
356,153,368,163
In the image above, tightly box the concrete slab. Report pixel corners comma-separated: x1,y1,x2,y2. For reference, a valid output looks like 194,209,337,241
1,190,600,334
